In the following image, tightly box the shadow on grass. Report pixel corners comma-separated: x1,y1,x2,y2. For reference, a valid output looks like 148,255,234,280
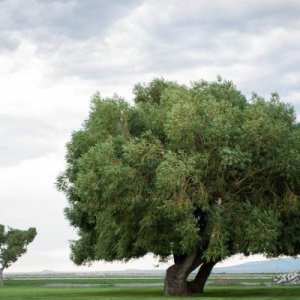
202,286,300,298
1,285,300,299
50,286,300,298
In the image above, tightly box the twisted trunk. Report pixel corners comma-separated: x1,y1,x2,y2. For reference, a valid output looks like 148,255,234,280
187,261,217,294
164,256,217,296
164,209,216,295
164,248,217,296
164,264,189,296
164,252,199,296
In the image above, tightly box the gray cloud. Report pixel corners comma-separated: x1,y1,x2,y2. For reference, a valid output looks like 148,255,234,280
0,31,19,51
47,0,140,39
0,0,140,46
1,0,300,273
1,0,300,168
2,0,299,102
0,114,60,166
46,1,300,95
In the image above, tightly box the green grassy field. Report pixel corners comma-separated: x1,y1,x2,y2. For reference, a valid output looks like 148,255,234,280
1,277,299,300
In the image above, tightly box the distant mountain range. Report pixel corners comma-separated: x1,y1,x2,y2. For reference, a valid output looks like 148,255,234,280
213,258,300,273
7,258,300,276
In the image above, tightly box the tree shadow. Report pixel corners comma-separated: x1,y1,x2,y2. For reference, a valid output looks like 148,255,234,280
202,286,300,298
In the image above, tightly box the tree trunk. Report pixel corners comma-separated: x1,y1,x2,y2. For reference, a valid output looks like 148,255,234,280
0,269,3,287
187,261,217,294
164,210,214,296
164,252,199,296
164,264,189,296
164,258,217,296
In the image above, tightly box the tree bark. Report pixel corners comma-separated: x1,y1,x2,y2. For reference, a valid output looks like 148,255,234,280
0,269,3,287
164,249,209,296
164,255,217,296
164,210,214,296
164,264,189,296
187,261,217,294
164,252,199,296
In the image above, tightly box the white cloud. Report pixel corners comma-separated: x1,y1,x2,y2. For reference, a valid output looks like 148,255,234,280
0,0,299,272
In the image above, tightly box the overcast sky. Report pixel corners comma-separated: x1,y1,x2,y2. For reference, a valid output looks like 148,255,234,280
1,0,300,273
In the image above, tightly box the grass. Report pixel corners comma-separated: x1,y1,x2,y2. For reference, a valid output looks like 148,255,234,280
3,278,164,287
1,278,299,300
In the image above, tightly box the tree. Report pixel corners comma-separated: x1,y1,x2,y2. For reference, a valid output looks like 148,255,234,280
0,225,37,286
57,78,300,296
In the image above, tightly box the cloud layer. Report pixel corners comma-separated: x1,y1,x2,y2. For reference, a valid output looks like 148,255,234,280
0,0,299,271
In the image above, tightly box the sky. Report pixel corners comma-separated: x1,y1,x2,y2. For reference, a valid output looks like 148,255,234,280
1,0,300,273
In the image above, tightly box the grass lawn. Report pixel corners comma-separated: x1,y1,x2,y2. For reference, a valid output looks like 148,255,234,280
0,279,300,300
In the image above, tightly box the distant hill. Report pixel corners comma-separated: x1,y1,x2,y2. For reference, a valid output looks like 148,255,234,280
213,258,300,273
6,258,300,277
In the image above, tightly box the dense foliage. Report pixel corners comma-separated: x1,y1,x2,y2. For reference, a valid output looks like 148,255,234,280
0,225,37,286
57,78,300,295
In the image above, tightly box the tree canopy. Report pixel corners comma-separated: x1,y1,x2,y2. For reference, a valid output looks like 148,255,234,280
57,78,300,295
0,225,37,286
